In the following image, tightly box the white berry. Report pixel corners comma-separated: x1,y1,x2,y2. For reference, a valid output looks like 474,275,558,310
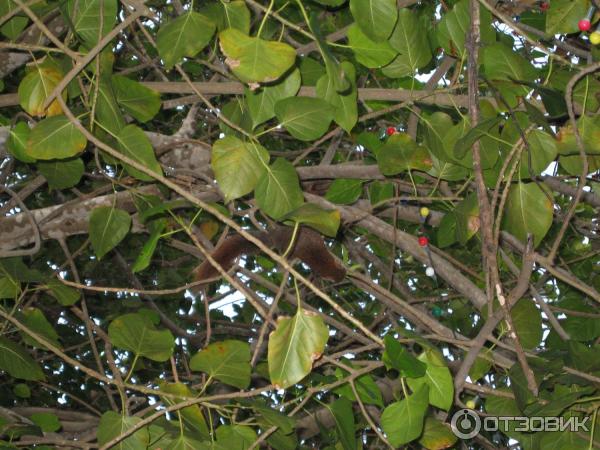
426,266,435,277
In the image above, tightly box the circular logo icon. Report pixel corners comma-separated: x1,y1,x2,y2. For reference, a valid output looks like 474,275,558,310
451,409,481,439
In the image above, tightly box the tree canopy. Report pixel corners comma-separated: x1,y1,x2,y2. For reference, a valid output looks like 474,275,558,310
0,0,600,448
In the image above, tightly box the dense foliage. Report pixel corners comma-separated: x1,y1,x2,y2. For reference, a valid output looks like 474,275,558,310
0,0,599,448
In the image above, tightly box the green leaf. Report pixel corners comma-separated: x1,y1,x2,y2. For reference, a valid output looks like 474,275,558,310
406,350,454,411
19,307,60,350
246,69,301,127
115,124,163,181
7,122,35,163
483,43,536,83
469,348,493,382
89,206,132,260
381,384,429,446
215,425,257,449
220,28,296,84
281,203,340,237
93,77,126,137
64,0,117,46
27,115,87,160
317,61,358,133
368,181,394,206
436,0,470,57
383,9,432,78
545,0,588,34
0,337,45,381
325,178,363,205
436,211,457,248
37,157,84,190
501,182,553,247
268,308,328,389
201,0,250,34
454,193,480,245
190,340,251,389
0,0,28,40
557,115,600,176
383,335,426,378
518,129,557,178
255,158,304,220
30,412,60,433
453,116,503,160
299,57,326,86
510,299,543,349
329,397,356,450
108,313,175,362
131,219,166,273
112,75,161,123
349,0,397,42
157,12,216,69
45,279,80,306
212,136,269,202
274,97,335,141
347,23,397,69
96,411,149,450
13,383,31,398
18,62,65,117
418,418,458,450
334,368,384,407
377,132,432,175
158,382,210,439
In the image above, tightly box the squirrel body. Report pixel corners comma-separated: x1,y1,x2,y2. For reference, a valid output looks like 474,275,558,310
194,226,345,284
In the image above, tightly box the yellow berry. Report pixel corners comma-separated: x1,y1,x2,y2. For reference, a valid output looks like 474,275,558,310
591,32,600,46
466,400,476,409
420,207,430,218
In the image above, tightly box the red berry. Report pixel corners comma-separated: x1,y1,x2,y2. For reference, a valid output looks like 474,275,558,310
386,127,396,136
579,19,591,31
418,236,428,247
540,2,549,11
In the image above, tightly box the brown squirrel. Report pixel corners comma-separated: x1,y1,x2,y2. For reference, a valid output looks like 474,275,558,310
193,226,346,284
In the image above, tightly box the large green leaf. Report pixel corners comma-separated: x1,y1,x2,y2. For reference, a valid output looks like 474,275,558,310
37,157,84,190
510,299,543,349
18,61,65,117
383,335,426,378
274,97,335,141
219,28,296,84
0,0,28,40
115,125,163,181
89,206,132,260
7,122,35,163
27,115,87,160
281,203,340,237
557,115,600,175
19,308,60,350
347,23,397,68
246,69,301,127
325,178,363,205
202,0,250,34
96,411,149,450
268,308,328,389
380,384,429,446
64,0,117,46
383,9,432,78
545,0,589,34
157,12,216,69
483,43,536,83
349,0,397,42
454,193,480,245
406,350,454,411
131,219,166,274
158,382,210,439
93,77,126,136
329,397,356,450
211,136,269,202
45,279,80,306
316,61,358,133
501,182,553,247
334,366,384,407
254,158,304,220
0,337,45,381
190,340,251,389
108,313,175,362
215,425,257,449
112,75,161,123
377,132,432,175
518,129,558,178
